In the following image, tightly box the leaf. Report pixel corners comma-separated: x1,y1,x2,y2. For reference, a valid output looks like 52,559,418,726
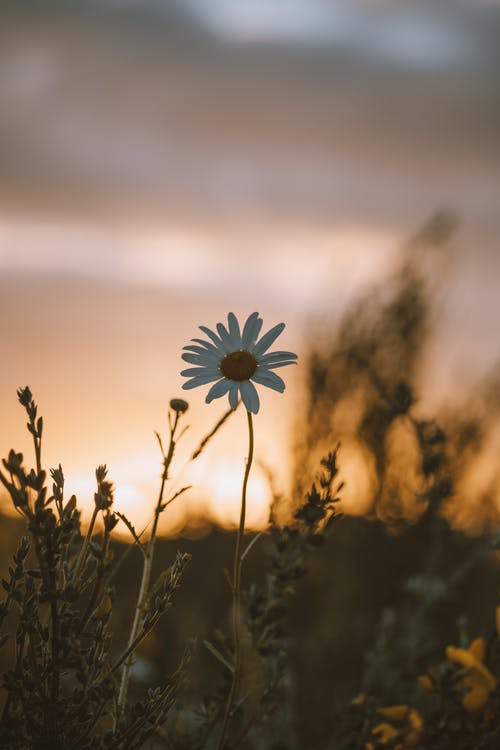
63,495,77,520
164,485,192,508
115,512,146,555
203,639,234,674
191,405,236,460
223,567,233,593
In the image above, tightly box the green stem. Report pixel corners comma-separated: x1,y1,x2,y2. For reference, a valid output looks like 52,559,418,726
218,410,254,750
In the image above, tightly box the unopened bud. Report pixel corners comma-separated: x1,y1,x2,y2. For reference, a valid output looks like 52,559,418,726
170,398,189,414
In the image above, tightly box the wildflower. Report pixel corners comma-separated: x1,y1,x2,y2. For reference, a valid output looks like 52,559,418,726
446,637,496,713
378,705,409,723
417,674,434,693
405,708,423,746
372,722,399,744
181,312,297,414
181,314,296,748
369,705,423,748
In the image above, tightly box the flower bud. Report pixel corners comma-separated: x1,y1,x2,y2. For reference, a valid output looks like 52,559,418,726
170,398,189,414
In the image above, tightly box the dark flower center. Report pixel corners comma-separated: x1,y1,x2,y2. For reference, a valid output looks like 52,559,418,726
220,350,258,381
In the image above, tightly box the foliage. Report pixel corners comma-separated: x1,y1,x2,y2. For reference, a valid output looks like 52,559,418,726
0,386,344,749
0,388,190,749
1,223,500,748
3,381,499,750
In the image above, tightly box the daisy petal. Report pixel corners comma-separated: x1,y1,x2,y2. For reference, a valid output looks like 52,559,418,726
216,322,233,352
184,347,221,359
199,326,224,349
252,369,285,392
242,312,263,349
181,366,220,377
206,379,233,403
227,312,241,347
229,383,239,410
258,350,298,364
241,312,258,347
183,344,217,355
182,373,222,389
261,361,297,370
190,338,220,353
257,356,297,368
181,352,221,366
253,322,285,355
240,379,260,414
181,353,204,365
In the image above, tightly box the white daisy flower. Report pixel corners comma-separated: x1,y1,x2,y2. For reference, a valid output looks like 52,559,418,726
181,312,297,414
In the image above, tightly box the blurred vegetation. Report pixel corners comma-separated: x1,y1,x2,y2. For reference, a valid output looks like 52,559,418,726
1,215,500,748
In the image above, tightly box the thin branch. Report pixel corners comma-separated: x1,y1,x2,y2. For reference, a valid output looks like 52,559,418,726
241,532,263,564
117,410,185,712
203,639,234,674
115,512,146,556
191,405,237,460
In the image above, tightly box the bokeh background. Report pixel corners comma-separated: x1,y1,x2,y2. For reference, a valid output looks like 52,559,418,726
1,0,500,535
2,4,500,748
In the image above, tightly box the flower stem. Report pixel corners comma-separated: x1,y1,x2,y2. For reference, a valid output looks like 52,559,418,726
73,505,99,582
218,410,254,750
117,411,180,715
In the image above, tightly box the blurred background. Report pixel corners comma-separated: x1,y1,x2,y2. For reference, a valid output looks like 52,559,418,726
1,0,500,535
2,4,500,747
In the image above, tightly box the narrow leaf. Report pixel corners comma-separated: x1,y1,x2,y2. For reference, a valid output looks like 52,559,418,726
203,639,234,674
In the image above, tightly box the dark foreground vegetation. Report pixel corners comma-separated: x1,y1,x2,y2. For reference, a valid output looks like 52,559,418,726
1,216,500,749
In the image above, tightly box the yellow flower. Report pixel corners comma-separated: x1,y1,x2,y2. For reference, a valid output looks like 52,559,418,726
462,682,490,713
446,637,496,712
417,674,434,693
370,706,423,748
378,705,409,723
470,637,486,661
372,722,399,744
405,708,423,746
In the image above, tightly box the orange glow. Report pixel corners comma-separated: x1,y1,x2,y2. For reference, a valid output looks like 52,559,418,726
0,392,289,537
379,418,427,525
337,437,378,516
206,464,270,529
1,0,499,537
445,423,500,534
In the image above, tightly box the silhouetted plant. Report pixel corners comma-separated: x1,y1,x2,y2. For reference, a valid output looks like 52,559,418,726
0,387,343,750
163,449,343,750
2,220,500,750
0,388,191,749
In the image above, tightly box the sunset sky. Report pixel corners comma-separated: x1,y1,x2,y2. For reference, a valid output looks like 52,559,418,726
1,0,499,535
